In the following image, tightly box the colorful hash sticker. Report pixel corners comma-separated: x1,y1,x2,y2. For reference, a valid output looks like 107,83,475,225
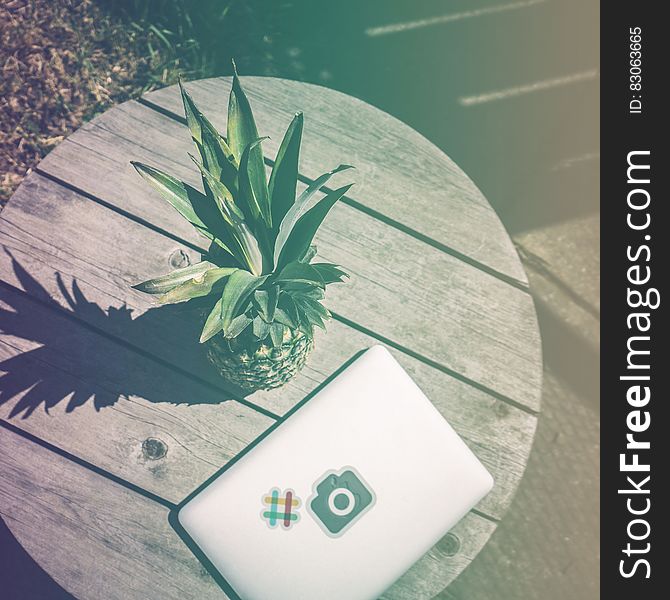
261,488,301,530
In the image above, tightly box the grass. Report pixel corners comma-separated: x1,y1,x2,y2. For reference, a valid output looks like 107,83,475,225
107,0,297,77
107,0,236,80
0,0,177,203
0,0,287,205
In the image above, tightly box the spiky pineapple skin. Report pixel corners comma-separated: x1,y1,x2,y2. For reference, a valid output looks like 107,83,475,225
206,328,313,392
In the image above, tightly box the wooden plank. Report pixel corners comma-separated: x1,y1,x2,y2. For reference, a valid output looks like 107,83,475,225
382,518,497,600
0,284,273,505
0,425,225,599
142,76,528,285
0,424,496,599
0,175,536,520
35,101,541,410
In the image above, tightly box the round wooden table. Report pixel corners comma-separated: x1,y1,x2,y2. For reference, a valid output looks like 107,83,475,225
0,77,542,599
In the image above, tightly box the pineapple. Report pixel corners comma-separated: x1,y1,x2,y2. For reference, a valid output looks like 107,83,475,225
130,67,353,392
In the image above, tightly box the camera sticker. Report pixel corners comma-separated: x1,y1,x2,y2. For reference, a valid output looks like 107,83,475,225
307,467,376,537
261,488,301,530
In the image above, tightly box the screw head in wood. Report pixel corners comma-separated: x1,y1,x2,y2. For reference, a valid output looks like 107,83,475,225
436,532,461,557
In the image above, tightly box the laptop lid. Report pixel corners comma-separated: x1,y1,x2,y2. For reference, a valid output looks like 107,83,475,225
177,345,493,600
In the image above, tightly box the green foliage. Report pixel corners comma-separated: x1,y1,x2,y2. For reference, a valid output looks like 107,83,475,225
269,112,303,231
132,69,352,344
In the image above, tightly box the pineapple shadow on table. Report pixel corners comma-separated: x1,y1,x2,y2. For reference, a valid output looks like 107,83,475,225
0,253,253,418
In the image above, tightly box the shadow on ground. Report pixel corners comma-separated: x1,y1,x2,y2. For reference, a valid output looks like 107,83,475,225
0,255,246,419
0,517,74,600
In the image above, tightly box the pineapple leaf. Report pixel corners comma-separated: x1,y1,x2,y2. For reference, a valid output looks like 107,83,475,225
189,155,243,221
269,112,303,231
299,164,354,206
299,245,318,263
190,155,264,275
227,63,259,158
269,322,285,347
227,313,253,338
305,313,326,331
276,183,353,270
206,238,245,268
280,282,319,293
200,124,239,193
131,161,237,261
238,137,271,225
295,286,325,300
179,79,206,144
275,292,299,327
133,261,217,295
273,308,295,328
220,270,268,336
200,296,225,343
228,66,270,224
208,236,237,260
274,175,353,268
131,162,210,231
252,315,271,340
179,80,238,191
253,286,279,322
296,309,314,336
297,295,331,321
272,164,352,263
312,263,349,284
275,261,325,288
158,267,237,304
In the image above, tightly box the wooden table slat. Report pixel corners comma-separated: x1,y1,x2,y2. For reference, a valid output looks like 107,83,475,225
381,515,497,600
0,425,226,600
35,100,541,410
143,77,528,284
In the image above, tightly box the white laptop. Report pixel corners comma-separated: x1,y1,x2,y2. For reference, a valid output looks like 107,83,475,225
176,345,493,600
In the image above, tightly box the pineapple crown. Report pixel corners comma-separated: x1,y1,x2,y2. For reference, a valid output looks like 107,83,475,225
131,66,353,345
